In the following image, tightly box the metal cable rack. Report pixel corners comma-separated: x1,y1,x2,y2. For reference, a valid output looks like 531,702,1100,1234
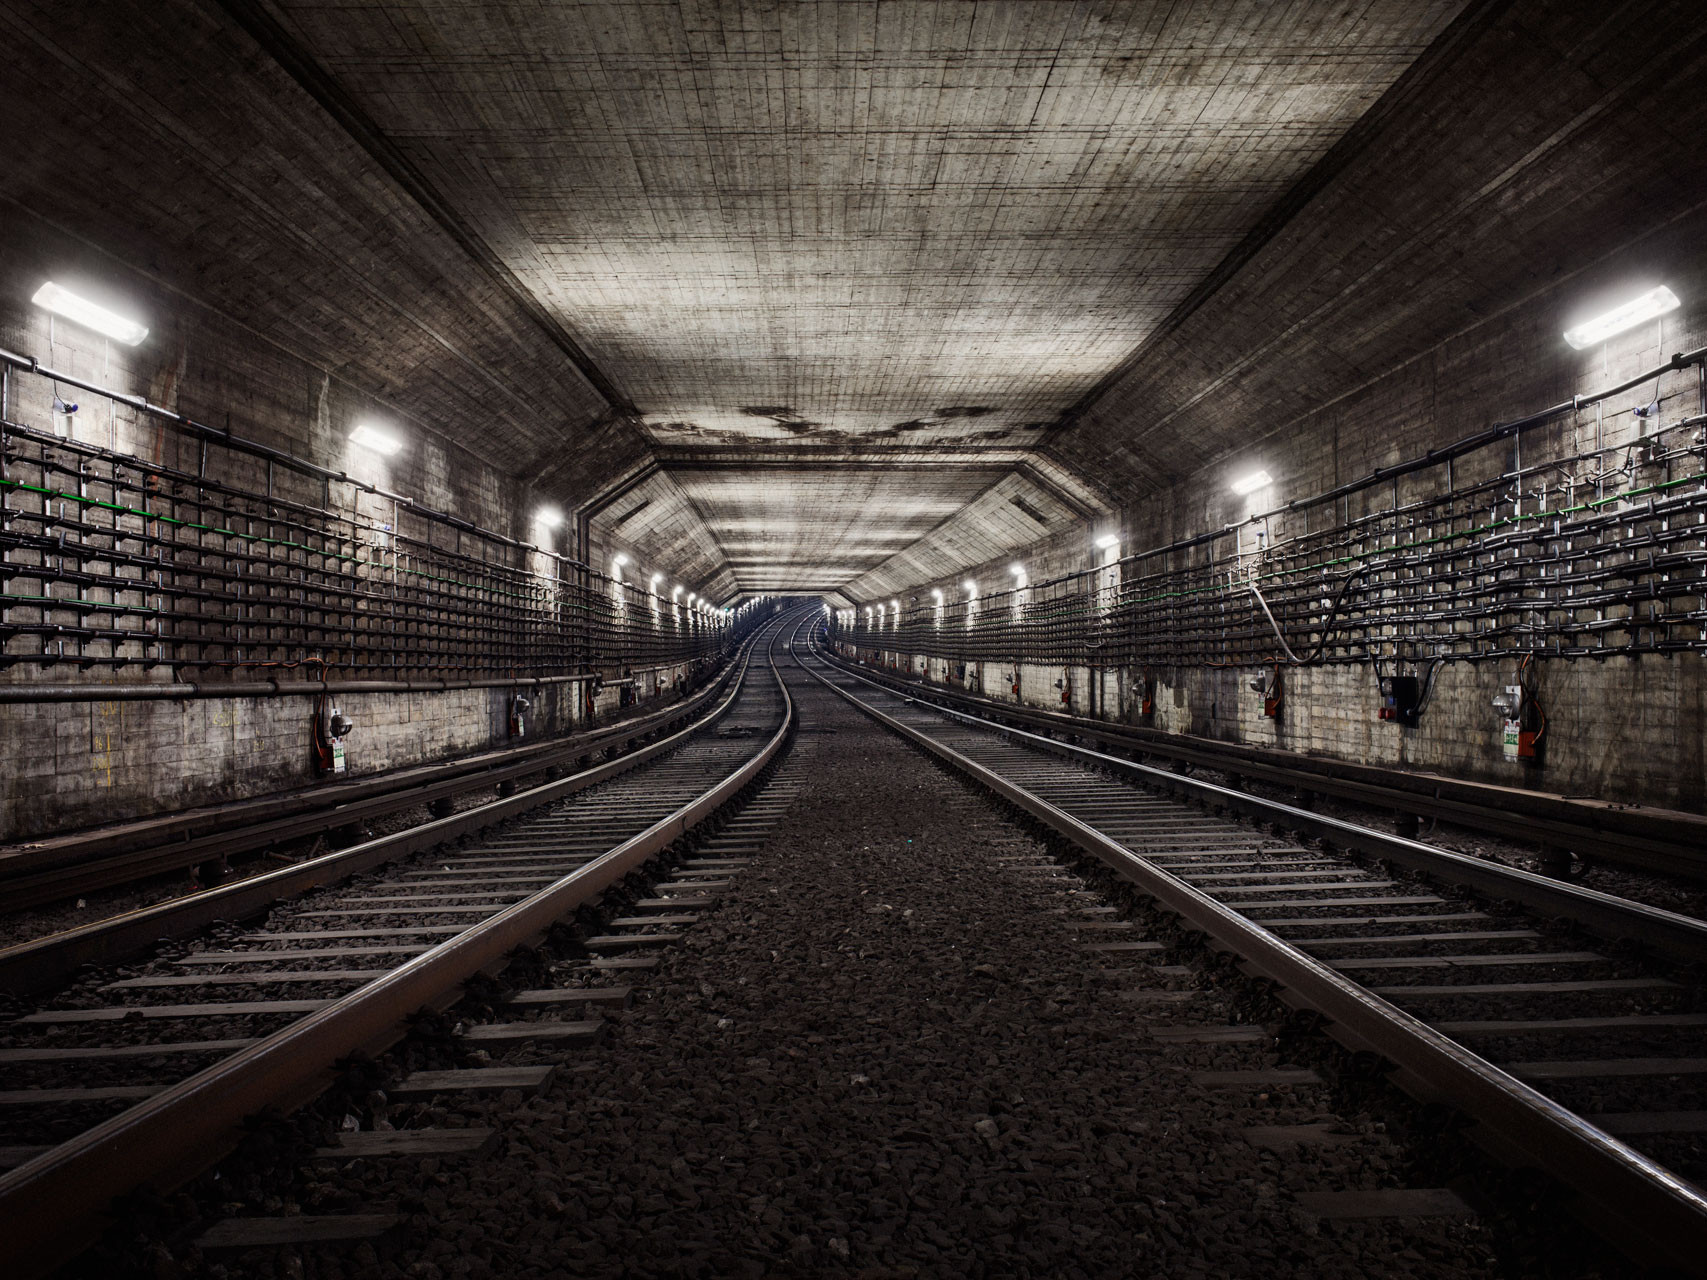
0,352,731,687
836,350,1707,674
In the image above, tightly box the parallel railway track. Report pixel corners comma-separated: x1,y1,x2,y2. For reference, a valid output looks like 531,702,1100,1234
0,654,750,912
799,629,1707,1273
0,610,806,1276
832,653,1707,883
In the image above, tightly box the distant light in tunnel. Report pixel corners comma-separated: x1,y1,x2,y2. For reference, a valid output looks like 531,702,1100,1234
1564,285,1679,349
1230,469,1273,496
32,281,149,345
1095,533,1120,550
350,423,403,456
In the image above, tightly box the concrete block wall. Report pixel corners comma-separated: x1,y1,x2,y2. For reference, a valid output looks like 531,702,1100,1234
1086,211,1707,811
0,217,612,842
839,212,1707,813
0,657,709,841
845,638,1705,813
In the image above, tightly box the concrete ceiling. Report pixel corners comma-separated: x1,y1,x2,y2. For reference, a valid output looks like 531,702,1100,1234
8,0,1541,599
237,0,1467,593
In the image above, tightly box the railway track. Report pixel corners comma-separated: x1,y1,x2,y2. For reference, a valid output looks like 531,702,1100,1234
0,609,807,1277
796,627,1707,1272
0,651,752,913
829,653,1707,884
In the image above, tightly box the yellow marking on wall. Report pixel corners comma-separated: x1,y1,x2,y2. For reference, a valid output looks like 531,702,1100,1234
89,700,122,789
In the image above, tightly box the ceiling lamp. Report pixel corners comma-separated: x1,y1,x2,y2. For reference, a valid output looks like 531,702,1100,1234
350,423,403,456
32,281,148,345
1230,469,1273,496
1564,286,1680,349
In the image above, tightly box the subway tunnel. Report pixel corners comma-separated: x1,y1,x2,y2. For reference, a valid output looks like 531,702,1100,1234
3,2,1707,1276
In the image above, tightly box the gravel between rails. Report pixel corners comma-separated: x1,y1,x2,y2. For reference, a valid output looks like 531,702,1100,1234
172,684,1520,1280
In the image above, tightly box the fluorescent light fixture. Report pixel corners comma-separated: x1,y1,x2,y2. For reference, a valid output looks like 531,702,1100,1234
537,506,564,528
32,281,148,345
1095,533,1120,550
1564,286,1680,349
350,423,403,456
1230,469,1273,496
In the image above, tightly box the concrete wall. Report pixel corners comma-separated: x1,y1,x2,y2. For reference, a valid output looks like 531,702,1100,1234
0,662,703,841
1094,209,1707,811
0,214,631,841
837,209,1707,813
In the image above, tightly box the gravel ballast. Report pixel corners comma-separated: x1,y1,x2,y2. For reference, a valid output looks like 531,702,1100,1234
189,678,1520,1280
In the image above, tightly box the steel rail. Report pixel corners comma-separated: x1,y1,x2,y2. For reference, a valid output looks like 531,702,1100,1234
819,651,1707,966
823,653,1707,882
795,636,1707,1274
0,658,745,910
0,611,802,1277
0,630,768,997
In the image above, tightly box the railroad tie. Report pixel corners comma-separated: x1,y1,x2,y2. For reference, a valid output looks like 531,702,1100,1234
462,1020,605,1049
310,1128,498,1161
195,1214,406,1257
387,1064,558,1101
508,987,632,1009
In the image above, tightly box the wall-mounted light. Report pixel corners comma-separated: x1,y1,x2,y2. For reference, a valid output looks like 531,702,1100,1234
649,572,663,592
963,581,977,598
1230,469,1273,496
671,585,683,601
611,552,628,566
1564,285,1680,349
32,282,148,345
537,507,564,528
931,588,944,604
1095,533,1120,550
350,423,404,456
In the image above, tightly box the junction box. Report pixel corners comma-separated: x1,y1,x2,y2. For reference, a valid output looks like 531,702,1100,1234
1378,675,1420,726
